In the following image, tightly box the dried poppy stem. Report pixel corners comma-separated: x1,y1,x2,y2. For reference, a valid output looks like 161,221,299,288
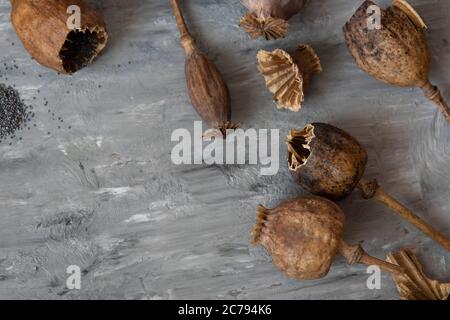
338,241,403,275
171,0,237,135
287,123,450,252
357,178,450,252
10,0,108,74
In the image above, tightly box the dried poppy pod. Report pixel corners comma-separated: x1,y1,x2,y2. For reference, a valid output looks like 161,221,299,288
10,0,108,74
171,0,237,135
287,123,450,252
252,196,403,280
257,44,322,112
240,0,309,40
344,0,450,124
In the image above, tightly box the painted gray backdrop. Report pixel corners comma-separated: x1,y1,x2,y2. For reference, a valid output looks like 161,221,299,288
0,0,449,299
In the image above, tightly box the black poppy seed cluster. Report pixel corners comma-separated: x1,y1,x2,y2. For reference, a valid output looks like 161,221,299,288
1,52,72,145
0,83,33,143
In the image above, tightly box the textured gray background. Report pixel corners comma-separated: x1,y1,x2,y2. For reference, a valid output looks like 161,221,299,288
0,0,449,300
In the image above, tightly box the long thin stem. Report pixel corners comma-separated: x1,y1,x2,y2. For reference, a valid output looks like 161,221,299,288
357,177,450,252
171,0,196,55
338,241,404,275
421,82,450,124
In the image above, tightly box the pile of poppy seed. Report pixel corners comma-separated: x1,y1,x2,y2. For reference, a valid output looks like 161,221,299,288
0,83,33,143
0,48,74,145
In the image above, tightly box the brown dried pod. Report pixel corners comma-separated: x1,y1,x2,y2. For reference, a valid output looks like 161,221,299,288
387,249,450,300
287,123,450,252
10,0,108,74
171,0,237,135
344,0,450,124
240,0,309,40
257,44,322,112
252,196,403,280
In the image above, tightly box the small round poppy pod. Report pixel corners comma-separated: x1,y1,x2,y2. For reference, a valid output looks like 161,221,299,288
257,44,322,112
287,123,450,252
287,123,367,200
343,0,450,124
240,0,309,40
10,0,108,74
252,196,403,280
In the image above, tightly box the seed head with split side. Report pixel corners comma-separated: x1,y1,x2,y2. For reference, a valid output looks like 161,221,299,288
252,196,403,280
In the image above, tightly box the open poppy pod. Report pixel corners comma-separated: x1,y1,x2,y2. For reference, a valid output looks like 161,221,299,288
287,123,450,252
10,0,108,74
240,0,309,40
257,44,322,112
252,196,403,280
343,0,450,124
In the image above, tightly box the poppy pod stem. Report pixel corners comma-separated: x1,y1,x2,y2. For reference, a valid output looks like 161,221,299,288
420,82,450,124
338,241,404,275
357,177,450,252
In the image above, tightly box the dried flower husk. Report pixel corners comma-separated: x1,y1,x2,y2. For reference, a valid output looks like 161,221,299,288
252,196,403,280
387,249,450,300
257,44,322,112
240,0,309,40
287,123,450,252
343,0,450,124
11,0,108,74
171,0,237,135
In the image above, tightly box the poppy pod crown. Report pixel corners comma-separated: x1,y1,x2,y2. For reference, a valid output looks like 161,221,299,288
240,0,309,40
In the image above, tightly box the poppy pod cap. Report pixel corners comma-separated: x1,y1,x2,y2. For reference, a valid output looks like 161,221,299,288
257,45,322,112
287,123,368,200
10,0,108,74
240,0,309,40
252,196,346,280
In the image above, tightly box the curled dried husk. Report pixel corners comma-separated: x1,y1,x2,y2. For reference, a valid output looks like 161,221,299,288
257,45,322,112
287,123,367,200
387,249,450,300
240,0,309,40
11,0,108,74
343,0,450,123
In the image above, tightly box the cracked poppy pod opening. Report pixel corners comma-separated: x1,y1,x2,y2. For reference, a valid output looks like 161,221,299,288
287,123,450,252
10,0,108,74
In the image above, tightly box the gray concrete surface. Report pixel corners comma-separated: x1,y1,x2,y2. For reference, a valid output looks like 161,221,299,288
0,0,449,299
